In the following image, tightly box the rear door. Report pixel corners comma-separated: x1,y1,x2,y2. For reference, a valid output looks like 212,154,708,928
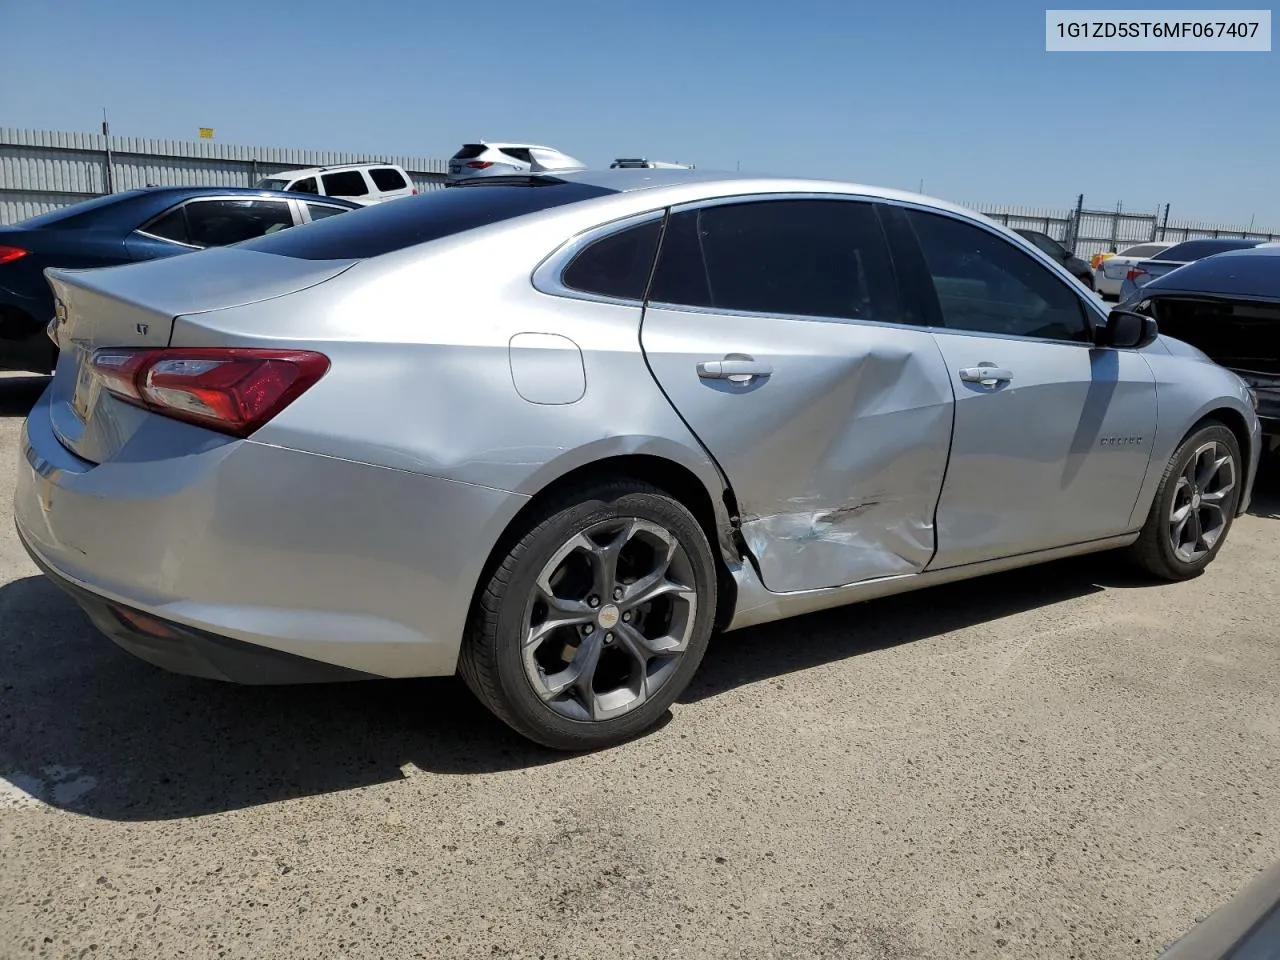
639,196,955,593
320,170,373,204
886,205,1157,568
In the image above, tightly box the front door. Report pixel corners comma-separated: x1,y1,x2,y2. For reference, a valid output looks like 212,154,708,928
894,206,1157,568
639,197,956,593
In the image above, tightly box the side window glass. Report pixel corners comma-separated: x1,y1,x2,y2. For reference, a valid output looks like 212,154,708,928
290,177,319,195
369,168,408,191
648,200,899,322
908,210,1089,342
305,202,349,222
321,170,370,197
141,206,189,245
561,220,662,300
184,200,295,247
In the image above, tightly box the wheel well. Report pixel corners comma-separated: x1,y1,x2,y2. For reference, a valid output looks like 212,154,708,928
473,454,739,632
1198,408,1252,467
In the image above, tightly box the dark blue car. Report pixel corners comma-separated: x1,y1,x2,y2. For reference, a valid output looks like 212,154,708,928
1135,243,1280,452
0,187,361,373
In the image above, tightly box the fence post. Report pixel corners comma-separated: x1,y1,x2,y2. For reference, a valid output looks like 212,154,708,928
1067,193,1084,249
250,158,258,186
1109,200,1121,252
1159,203,1171,241
101,113,114,196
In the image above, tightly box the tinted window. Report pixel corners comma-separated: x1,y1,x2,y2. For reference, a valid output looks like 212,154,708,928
256,178,289,191
369,168,408,191
648,199,899,322
1018,230,1065,258
18,190,149,229
500,148,533,164
561,220,662,300
306,202,348,222
141,206,190,244
908,210,1089,342
1120,242,1171,258
184,199,295,247
322,170,369,197
1155,239,1259,262
290,177,319,195
452,144,486,160
240,181,617,260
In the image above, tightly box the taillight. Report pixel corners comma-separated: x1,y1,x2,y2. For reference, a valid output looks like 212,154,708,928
411,187,418,195
1126,267,1148,283
89,347,330,438
465,161,494,169
0,245,28,265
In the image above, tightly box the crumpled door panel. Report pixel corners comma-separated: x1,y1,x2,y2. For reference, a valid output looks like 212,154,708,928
640,306,955,592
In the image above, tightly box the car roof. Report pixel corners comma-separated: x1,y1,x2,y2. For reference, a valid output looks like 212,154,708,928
263,163,403,178
1144,244,1280,299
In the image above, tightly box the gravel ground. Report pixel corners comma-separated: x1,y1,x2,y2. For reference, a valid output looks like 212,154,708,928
1,373,1277,960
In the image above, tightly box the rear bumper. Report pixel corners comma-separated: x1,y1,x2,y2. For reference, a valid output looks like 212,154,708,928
19,530,373,683
14,389,528,680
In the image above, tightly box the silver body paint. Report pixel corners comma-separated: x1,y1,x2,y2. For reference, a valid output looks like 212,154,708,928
14,171,1261,680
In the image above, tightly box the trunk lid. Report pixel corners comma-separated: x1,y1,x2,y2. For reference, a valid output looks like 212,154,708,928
45,246,356,464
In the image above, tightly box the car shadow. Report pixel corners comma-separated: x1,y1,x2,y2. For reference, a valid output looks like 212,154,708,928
0,554,1129,823
0,375,47,418
1249,455,1279,519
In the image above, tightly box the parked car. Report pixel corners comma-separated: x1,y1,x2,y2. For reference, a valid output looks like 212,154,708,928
15,170,1258,751
1092,240,1177,300
0,187,360,374
1013,228,1094,288
446,142,586,182
1129,244,1280,455
254,163,416,205
1118,237,1266,303
610,158,695,169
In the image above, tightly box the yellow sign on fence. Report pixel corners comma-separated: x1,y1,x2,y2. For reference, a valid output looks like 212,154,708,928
198,127,214,140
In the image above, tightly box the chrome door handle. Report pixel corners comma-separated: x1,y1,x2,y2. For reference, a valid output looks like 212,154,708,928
959,366,1013,386
697,359,773,381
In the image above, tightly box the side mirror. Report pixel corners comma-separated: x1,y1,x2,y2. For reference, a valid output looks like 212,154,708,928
1097,308,1159,349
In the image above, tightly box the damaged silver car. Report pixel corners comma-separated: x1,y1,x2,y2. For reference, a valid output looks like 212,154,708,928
15,170,1261,750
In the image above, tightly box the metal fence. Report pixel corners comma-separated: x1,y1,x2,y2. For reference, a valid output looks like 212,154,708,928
5,128,1280,257
0,127,448,223
972,197,1280,259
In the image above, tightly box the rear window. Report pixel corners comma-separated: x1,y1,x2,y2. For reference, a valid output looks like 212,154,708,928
452,144,487,160
369,167,408,191
17,190,148,229
322,170,369,197
1155,239,1260,262
239,181,618,260
255,178,289,191
1119,242,1171,258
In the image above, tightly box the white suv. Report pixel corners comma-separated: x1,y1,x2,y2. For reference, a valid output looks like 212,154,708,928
609,158,695,169
446,142,586,182
254,163,416,205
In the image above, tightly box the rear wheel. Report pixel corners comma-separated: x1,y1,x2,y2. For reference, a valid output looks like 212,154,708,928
1127,422,1242,580
459,480,717,751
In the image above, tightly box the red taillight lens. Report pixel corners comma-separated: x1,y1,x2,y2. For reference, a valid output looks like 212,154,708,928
465,161,494,169
411,187,418,195
1126,267,1147,282
89,348,330,437
0,245,28,265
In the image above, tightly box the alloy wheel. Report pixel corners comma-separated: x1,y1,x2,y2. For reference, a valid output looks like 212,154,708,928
1168,440,1236,563
521,517,698,722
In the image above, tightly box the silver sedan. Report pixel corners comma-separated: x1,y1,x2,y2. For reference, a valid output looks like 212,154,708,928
14,170,1261,749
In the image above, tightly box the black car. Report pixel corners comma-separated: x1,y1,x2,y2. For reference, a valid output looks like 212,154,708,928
1134,244,1280,454
1014,228,1094,289
0,187,361,374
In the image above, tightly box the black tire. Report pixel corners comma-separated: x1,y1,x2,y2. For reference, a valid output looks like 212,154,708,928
459,479,717,751
1126,421,1242,581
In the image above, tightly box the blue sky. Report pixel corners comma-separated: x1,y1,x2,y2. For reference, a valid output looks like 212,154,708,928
2,0,1276,225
